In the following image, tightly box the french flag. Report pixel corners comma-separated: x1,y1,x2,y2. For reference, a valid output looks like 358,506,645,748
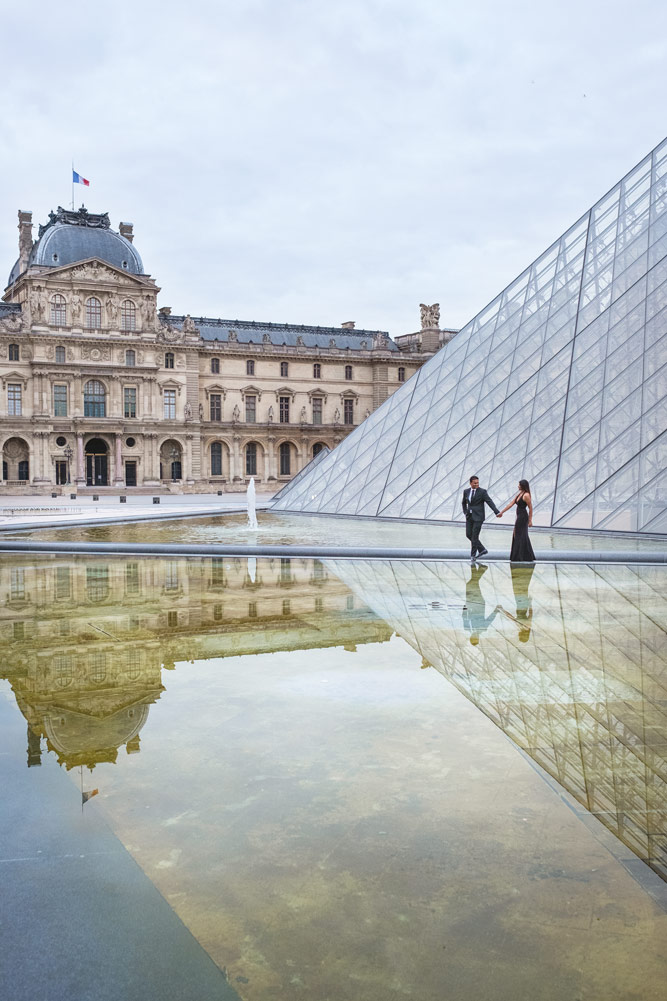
72,170,90,186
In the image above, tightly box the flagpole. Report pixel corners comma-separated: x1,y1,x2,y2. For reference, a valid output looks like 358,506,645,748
71,159,74,210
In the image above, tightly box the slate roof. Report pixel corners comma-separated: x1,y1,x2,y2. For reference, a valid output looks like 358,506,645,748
168,316,398,352
8,207,144,286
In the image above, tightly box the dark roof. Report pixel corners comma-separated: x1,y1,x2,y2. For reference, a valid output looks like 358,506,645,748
0,301,21,316
168,316,398,352
8,206,144,286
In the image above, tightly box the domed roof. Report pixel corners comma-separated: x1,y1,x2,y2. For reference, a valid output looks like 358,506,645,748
8,206,144,286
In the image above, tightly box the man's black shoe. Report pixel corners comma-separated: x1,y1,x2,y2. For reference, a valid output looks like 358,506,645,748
477,547,489,558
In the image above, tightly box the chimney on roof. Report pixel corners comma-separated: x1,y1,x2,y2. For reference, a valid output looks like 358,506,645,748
341,320,355,329
18,210,33,273
119,221,134,243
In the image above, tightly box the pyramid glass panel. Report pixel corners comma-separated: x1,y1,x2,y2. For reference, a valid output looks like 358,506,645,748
273,140,667,533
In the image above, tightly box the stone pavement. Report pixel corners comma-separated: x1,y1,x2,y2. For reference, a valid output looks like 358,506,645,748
0,491,276,531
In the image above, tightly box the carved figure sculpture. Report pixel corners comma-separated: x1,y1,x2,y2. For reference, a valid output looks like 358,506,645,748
267,406,274,423
184,401,192,421
300,406,307,423
333,408,340,424
199,402,204,420
420,303,440,329
106,294,119,324
70,294,82,323
182,314,196,332
232,404,240,422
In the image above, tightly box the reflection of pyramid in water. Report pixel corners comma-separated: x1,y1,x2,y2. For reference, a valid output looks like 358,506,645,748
275,140,667,532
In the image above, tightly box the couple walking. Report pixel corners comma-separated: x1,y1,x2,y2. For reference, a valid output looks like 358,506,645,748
461,475,535,562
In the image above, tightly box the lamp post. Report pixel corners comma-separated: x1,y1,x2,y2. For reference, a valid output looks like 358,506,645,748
63,444,73,485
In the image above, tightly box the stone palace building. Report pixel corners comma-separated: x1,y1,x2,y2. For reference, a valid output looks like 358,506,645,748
0,206,453,493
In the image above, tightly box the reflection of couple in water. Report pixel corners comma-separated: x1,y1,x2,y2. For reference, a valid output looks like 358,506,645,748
462,563,535,646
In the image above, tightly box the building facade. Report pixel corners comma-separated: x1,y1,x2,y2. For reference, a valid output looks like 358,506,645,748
0,206,443,493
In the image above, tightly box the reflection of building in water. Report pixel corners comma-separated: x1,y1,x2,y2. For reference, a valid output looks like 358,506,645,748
328,559,667,882
0,556,390,770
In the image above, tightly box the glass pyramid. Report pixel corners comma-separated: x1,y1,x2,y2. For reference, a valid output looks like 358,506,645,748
274,140,667,533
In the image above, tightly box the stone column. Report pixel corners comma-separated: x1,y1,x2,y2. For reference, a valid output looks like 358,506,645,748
266,435,276,482
232,435,241,482
185,434,194,486
75,432,85,485
143,433,159,485
114,433,124,486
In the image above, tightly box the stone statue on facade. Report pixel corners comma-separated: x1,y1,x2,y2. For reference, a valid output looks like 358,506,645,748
232,404,240,422
106,294,119,324
267,406,274,423
70,293,82,323
182,314,196,333
300,406,307,423
420,303,440,329
333,408,340,425
199,402,204,420
141,296,154,325
0,312,22,333
184,401,193,421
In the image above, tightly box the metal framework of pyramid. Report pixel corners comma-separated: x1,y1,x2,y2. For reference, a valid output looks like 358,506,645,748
274,139,667,533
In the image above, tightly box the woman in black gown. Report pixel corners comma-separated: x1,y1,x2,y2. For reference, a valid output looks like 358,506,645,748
498,479,536,562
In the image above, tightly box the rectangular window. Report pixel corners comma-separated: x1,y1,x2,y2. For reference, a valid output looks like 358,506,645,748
312,397,322,425
245,395,256,422
9,343,19,361
124,387,137,418
279,396,290,423
210,394,222,421
164,389,176,419
167,610,178,627
246,359,255,375
55,566,71,600
313,363,321,378
125,562,140,595
53,384,68,417
398,366,406,382
8,384,22,416
280,361,289,377
165,562,179,591
10,567,25,600
210,558,226,590
344,398,354,425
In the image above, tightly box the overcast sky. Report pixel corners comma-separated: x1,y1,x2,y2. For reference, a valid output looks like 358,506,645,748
1,0,666,336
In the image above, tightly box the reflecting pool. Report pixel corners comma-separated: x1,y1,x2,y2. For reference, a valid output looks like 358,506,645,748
2,554,667,1000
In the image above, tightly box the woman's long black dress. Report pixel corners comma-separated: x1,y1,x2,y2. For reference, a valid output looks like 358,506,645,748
510,497,536,562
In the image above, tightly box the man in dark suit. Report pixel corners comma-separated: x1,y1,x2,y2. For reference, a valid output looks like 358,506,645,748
462,475,499,561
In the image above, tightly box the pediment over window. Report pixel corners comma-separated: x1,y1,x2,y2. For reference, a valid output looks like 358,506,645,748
275,385,296,401
241,384,263,400
204,383,227,400
1,370,28,388
307,388,328,402
158,379,183,396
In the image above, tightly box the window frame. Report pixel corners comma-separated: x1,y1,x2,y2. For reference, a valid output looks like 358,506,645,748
8,383,22,416
85,296,102,330
163,388,176,420
164,352,175,369
83,380,106,418
123,386,137,419
53,383,68,417
120,299,136,332
50,294,67,326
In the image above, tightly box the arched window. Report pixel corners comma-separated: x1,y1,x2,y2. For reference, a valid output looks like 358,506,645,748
125,349,136,367
84,380,106,417
164,352,174,369
55,345,66,364
120,300,136,331
398,366,406,382
51,294,67,326
313,442,325,457
9,343,19,361
211,357,220,374
85,296,102,329
211,441,222,476
245,441,257,476
313,363,321,378
345,365,353,381
279,441,291,476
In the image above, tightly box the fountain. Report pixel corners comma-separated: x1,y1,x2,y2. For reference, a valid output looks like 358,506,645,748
246,476,259,531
